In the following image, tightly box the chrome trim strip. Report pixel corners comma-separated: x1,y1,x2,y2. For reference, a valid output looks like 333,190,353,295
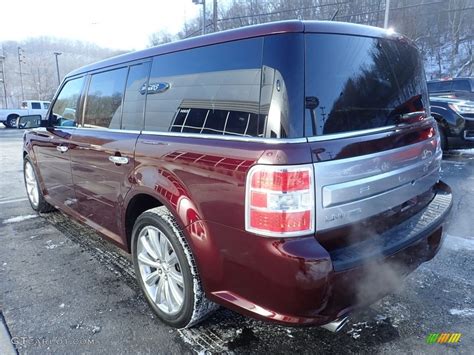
65,126,308,143
139,130,308,144
307,117,435,142
57,116,434,144
463,131,474,141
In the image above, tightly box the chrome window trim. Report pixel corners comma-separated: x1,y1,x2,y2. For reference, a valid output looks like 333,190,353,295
307,117,435,142
58,116,434,144
140,130,308,144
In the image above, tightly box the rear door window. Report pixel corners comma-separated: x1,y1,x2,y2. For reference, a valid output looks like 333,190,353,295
31,102,41,109
83,67,128,129
121,62,150,130
305,34,428,135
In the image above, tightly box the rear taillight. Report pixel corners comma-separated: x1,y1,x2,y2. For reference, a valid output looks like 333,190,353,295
245,165,315,237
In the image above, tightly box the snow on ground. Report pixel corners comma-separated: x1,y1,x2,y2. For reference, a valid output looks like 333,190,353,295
450,149,474,155
2,214,38,224
443,234,474,252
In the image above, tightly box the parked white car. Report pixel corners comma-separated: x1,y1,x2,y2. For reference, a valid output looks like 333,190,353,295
0,100,50,128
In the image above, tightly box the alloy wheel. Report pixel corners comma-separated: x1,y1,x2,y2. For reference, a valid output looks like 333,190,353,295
137,226,185,315
24,161,39,207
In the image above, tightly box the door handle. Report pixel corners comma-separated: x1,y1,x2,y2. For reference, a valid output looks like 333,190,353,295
56,145,68,153
108,155,129,165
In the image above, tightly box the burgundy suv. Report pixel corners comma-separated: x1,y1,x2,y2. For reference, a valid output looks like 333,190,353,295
21,21,452,331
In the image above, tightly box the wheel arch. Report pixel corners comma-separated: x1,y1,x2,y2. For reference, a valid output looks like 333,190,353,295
124,192,164,252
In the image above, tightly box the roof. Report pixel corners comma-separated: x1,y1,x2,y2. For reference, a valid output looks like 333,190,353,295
66,20,400,78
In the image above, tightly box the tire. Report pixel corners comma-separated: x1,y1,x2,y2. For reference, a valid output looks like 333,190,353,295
437,124,448,151
131,206,217,328
23,156,55,213
6,115,19,128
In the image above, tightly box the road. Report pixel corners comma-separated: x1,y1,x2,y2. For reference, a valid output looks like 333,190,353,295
0,127,473,354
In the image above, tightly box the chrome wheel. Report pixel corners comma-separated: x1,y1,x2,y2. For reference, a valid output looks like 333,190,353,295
137,226,185,315
24,161,39,207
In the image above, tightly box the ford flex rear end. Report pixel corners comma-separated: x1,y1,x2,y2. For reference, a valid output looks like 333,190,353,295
21,20,452,330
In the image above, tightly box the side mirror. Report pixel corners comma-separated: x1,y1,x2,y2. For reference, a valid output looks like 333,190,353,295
17,115,42,129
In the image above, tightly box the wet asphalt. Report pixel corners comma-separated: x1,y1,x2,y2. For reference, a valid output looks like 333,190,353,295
0,127,473,354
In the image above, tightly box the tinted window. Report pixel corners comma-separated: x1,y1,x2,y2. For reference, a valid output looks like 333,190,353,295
145,38,263,136
261,34,305,138
427,81,452,93
453,80,471,92
122,62,150,130
306,34,428,135
31,102,41,109
84,67,127,129
52,77,85,126
43,102,50,109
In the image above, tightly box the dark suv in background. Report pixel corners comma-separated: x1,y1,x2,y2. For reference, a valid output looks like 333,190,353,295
428,77,474,101
20,21,452,331
430,96,474,149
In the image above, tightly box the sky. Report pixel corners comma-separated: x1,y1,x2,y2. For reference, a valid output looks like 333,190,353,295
0,0,203,51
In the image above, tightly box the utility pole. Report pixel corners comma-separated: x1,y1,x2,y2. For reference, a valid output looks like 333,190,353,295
192,0,206,35
54,52,62,85
384,0,390,29
17,47,25,101
213,0,217,32
202,0,206,35
0,55,7,108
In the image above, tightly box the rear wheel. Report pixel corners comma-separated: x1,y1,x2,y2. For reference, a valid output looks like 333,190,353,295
23,157,55,212
131,206,217,328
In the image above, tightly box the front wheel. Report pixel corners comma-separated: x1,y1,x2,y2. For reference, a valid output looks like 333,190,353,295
23,157,55,212
6,115,19,128
131,206,217,328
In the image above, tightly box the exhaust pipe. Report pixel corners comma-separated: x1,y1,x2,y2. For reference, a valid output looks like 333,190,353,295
320,316,350,333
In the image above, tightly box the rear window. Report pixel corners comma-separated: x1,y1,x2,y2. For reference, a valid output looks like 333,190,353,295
305,34,428,135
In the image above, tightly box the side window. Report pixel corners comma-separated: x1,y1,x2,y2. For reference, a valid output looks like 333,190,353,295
43,102,50,109
121,62,150,130
52,77,85,126
84,67,127,129
144,38,264,136
262,34,304,138
31,102,41,109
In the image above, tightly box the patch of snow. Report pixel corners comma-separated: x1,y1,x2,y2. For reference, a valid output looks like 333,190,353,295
59,303,65,308
449,308,474,317
2,214,38,224
45,240,64,250
450,148,474,155
91,326,101,334
443,234,474,252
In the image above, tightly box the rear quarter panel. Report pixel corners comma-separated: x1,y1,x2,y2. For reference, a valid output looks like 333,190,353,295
130,134,312,293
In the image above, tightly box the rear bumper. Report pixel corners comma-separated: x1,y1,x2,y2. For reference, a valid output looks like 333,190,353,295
189,181,452,326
